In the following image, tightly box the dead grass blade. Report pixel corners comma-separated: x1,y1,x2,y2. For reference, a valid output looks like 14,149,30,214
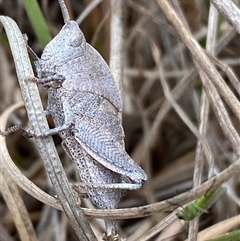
0,160,37,241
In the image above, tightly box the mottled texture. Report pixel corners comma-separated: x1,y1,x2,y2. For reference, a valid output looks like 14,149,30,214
35,21,147,237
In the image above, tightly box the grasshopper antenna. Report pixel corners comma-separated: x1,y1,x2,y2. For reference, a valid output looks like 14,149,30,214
58,0,70,23
22,34,40,61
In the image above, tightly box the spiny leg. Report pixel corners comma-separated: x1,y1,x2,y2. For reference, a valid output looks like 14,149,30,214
25,74,65,88
71,182,142,192
0,125,34,138
0,123,73,138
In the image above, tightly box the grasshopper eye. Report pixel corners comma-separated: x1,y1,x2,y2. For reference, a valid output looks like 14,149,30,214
69,34,84,47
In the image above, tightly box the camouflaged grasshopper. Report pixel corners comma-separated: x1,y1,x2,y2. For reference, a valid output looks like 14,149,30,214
5,20,146,238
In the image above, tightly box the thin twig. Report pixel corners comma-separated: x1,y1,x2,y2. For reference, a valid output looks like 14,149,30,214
138,211,179,241
207,54,240,96
76,0,102,25
58,0,70,23
189,4,218,241
110,0,124,95
210,0,240,35
198,69,240,158
147,34,214,171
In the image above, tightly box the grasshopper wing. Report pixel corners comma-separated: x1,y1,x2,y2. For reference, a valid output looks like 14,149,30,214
74,118,147,184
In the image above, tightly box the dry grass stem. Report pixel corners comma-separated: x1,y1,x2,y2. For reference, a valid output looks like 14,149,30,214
210,0,240,34
156,0,240,122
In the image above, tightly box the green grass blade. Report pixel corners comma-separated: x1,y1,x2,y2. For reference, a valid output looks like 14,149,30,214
206,229,240,241
22,0,52,48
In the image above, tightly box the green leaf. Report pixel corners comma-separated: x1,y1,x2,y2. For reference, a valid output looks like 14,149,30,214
22,0,52,48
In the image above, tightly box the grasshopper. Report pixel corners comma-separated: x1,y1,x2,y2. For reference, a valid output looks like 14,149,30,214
2,21,147,239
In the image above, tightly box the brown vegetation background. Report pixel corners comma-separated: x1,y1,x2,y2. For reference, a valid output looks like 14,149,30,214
0,0,240,240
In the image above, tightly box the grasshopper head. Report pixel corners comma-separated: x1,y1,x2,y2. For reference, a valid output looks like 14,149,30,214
38,21,86,74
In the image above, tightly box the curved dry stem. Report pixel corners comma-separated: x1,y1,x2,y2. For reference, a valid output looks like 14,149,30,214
89,156,240,219
0,103,63,211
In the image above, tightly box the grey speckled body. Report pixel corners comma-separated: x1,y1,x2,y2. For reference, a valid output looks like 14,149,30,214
35,21,147,236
